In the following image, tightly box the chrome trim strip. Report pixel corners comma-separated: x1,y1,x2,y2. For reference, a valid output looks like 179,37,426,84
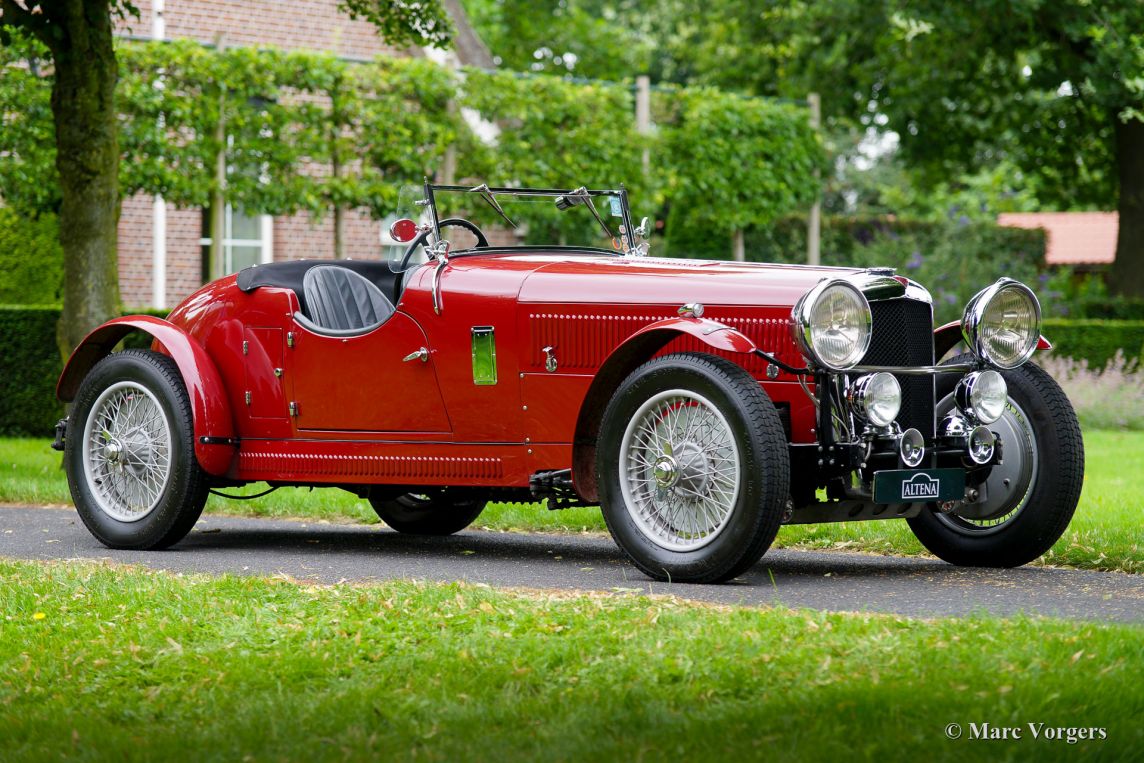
845,362,975,376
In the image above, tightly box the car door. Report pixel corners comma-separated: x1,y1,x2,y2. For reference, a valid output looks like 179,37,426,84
288,312,451,434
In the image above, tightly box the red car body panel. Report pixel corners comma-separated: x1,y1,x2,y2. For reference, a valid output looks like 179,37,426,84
57,252,873,489
56,315,237,476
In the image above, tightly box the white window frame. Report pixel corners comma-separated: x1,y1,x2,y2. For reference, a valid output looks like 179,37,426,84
200,206,274,274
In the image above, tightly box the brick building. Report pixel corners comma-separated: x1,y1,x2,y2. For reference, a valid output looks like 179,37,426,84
115,1,438,309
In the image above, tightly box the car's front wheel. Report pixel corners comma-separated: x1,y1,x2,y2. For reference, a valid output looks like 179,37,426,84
907,354,1084,567
596,353,790,583
368,491,487,535
65,350,210,549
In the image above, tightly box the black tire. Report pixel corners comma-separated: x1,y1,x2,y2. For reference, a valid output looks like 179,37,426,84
369,491,487,535
65,350,210,550
907,353,1084,567
596,353,790,583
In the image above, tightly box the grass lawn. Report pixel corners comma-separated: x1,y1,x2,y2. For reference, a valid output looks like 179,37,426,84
1,559,1140,762
1,430,1139,573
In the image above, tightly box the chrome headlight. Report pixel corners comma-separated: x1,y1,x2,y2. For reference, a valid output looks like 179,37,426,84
792,280,872,370
848,372,901,427
955,370,1008,424
962,278,1041,369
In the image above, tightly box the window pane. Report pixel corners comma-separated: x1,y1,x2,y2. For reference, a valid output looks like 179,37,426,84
230,210,261,241
228,245,262,273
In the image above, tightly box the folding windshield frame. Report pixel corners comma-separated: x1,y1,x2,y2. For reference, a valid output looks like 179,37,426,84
421,181,636,255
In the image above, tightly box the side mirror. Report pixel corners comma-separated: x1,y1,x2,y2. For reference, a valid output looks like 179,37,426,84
389,218,419,243
635,217,651,239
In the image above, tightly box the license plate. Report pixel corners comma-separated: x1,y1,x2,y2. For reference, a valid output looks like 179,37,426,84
873,468,965,503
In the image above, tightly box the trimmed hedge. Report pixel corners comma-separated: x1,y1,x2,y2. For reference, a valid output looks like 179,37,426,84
0,208,63,305
1043,319,1144,369
0,306,64,437
0,306,168,437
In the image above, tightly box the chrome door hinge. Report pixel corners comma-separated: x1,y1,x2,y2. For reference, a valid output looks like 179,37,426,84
244,391,252,406
289,401,299,417
286,332,295,348
242,340,249,355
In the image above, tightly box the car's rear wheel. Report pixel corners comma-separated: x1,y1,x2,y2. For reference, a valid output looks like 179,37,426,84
65,350,209,549
596,353,789,583
907,353,1084,567
368,491,487,535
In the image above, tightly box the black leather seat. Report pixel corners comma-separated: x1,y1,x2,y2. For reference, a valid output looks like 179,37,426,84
294,265,396,336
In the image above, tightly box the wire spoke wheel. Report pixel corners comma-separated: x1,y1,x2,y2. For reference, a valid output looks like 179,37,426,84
81,381,173,522
368,490,487,535
619,389,742,551
907,353,1083,568
66,350,210,550
597,354,788,583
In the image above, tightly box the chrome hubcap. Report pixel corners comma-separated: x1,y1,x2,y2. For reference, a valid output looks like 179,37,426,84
619,389,742,551
653,455,678,488
104,441,123,464
81,381,173,523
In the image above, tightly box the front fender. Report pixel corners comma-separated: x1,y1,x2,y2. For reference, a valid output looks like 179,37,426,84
570,317,756,502
627,316,758,354
57,316,236,476
934,320,1052,361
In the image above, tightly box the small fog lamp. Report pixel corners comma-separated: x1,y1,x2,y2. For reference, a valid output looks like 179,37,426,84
967,425,996,465
955,370,1008,424
848,372,901,428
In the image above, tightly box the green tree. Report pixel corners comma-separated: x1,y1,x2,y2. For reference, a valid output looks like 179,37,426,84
645,0,1144,293
0,0,124,356
661,89,824,259
0,0,453,357
461,68,645,244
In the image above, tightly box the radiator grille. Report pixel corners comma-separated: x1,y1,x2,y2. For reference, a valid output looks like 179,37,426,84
863,298,935,438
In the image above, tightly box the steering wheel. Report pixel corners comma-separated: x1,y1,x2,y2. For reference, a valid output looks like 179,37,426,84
395,217,489,274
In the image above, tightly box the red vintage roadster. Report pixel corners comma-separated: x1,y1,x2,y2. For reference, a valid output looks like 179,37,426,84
54,184,1083,583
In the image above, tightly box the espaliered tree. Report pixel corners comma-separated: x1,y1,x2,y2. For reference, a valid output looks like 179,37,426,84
2,29,825,292
661,89,825,260
0,0,453,357
461,68,646,245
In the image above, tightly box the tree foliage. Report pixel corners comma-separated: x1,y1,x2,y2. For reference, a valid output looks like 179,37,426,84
464,1,1144,293
0,33,55,214
662,89,823,234
338,0,453,48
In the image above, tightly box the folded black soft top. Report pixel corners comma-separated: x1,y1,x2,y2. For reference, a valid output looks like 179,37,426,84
235,259,402,315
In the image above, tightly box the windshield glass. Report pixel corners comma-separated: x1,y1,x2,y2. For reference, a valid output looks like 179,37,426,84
392,184,635,262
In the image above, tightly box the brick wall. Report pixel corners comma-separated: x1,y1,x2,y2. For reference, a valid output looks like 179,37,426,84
117,197,153,306
276,209,387,262
118,0,406,60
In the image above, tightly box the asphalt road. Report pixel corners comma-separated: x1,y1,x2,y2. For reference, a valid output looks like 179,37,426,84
2,505,1141,622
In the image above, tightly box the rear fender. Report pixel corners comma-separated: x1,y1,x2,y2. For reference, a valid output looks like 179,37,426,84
571,317,756,502
934,320,1052,361
57,316,236,476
